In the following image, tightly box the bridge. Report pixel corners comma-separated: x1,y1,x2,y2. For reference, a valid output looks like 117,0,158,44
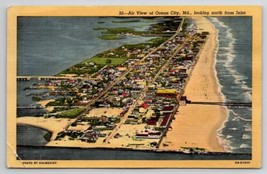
17,106,44,110
188,101,252,108
17,76,98,81
17,105,84,110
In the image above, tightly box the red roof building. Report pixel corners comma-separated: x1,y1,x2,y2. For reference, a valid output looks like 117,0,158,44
140,103,148,109
160,114,171,127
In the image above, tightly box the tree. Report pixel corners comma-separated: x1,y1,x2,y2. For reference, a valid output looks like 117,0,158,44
106,58,112,64
66,97,74,108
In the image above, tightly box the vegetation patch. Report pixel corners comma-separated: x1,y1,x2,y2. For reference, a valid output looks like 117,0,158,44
84,57,128,66
148,37,169,45
94,27,138,34
32,96,41,102
43,132,52,141
46,98,67,107
55,108,85,119
98,34,123,40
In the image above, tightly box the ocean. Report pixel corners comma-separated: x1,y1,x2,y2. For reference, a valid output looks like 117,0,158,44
209,17,252,154
17,17,158,76
16,17,252,159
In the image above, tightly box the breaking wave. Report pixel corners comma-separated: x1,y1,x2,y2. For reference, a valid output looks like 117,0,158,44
210,17,252,154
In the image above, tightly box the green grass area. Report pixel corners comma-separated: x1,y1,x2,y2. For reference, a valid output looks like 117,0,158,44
46,98,65,107
59,64,104,75
83,57,128,67
59,56,129,76
148,37,169,45
50,107,70,113
55,108,85,119
98,34,123,40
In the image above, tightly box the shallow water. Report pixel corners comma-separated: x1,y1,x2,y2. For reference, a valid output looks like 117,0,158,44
17,17,159,76
17,125,50,146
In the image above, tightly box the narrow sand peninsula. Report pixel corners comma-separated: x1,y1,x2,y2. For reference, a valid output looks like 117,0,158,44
160,17,227,152
38,99,55,112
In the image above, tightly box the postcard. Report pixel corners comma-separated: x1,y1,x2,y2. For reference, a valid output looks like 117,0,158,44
7,6,262,168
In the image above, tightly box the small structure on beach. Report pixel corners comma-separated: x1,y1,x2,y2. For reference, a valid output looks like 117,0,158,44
179,96,191,106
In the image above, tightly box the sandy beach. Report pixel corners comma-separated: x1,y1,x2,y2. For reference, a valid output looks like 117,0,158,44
159,17,227,152
86,108,123,118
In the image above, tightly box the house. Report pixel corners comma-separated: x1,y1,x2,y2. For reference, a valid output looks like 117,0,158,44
146,119,157,126
135,132,149,138
135,131,161,139
148,131,162,139
80,130,99,143
117,66,127,71
140,103,148,109
160,114,171,128
184,55,194,61
145,98,153,104
148,84,156,90
131,87,142,94
93,125,115,131
161,106,175,114
202,31,209,35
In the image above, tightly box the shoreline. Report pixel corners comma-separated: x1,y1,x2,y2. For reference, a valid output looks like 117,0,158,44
209,17,230,152
17,117,75,140
210,19,231,152
159,17,227,152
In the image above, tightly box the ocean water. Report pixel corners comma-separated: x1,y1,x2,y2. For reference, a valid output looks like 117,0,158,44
209,17,252,154
17,17,159,76
17,125,50,146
